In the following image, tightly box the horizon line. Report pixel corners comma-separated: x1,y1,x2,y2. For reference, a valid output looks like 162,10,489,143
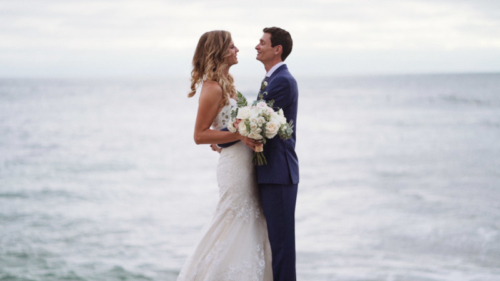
0,71,499,80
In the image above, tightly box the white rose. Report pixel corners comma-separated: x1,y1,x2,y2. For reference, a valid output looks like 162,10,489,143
237,107,251,120
269,112,281,124
280,115,287,125
238,121,249,136
278,109,284,117
267,107,274,115
265,121,280,139
270,111,279,120
250,107,260,115
248,132,263,140
257,117,265,125
249,122,258,131
257,101,267,109
228,120,237,133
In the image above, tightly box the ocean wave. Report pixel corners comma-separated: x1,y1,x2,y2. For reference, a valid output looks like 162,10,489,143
441,94,494,107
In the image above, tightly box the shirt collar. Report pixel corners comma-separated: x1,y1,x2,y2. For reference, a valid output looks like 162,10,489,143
265,62,285,77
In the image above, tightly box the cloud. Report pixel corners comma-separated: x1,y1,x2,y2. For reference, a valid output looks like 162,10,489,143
0,0,498,77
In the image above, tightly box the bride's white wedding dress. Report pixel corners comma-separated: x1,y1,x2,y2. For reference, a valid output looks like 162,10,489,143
177,98,273,281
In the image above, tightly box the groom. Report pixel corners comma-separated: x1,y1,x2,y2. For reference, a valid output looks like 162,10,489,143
254,27,299,281
219,27,299,281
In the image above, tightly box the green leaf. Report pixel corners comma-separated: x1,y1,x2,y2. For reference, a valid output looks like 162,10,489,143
245,120,251,133
278,119,294,140
237,91,248,107
258,91,268,101
287,120,294,135
231,108,239,119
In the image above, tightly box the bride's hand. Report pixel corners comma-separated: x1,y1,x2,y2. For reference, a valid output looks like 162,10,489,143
238,135,263,152
210,144,221,153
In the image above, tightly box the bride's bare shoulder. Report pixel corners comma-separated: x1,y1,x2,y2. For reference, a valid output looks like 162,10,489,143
200,81,222,101
201,81,221,92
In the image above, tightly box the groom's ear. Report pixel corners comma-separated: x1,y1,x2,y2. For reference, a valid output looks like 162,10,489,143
274,45,283,56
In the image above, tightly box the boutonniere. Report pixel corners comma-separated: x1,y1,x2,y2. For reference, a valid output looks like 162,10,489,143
261,81,268,91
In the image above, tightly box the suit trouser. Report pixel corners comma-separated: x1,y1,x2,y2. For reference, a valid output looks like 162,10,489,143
258,183,298,281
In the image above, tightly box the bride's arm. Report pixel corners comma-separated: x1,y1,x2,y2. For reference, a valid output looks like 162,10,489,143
193,82,256,149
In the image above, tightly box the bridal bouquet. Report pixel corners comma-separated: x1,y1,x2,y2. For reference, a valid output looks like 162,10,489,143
228,92,294,165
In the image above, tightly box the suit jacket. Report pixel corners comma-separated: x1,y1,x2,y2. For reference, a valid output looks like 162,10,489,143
256,64,299,185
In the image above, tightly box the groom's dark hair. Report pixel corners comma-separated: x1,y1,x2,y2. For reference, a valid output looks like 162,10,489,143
263,27,293,61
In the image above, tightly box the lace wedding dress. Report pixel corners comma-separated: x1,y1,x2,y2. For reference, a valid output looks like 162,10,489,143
177,98,273,281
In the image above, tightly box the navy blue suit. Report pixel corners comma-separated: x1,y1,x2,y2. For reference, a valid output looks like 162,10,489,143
258,64,298,281
256,64,299,186
220,64,299,280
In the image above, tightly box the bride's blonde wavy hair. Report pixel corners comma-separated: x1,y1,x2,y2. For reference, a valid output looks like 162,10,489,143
188,30,237,106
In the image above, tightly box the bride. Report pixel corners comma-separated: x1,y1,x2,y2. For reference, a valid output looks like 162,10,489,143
177,30,273,280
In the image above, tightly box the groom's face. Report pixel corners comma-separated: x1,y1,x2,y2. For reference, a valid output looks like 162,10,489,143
255,33,277,63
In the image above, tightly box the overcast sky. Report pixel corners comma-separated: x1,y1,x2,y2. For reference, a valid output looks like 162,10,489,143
1,0,499,78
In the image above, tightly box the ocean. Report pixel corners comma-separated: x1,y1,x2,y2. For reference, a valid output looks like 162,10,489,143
1,73,499,280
